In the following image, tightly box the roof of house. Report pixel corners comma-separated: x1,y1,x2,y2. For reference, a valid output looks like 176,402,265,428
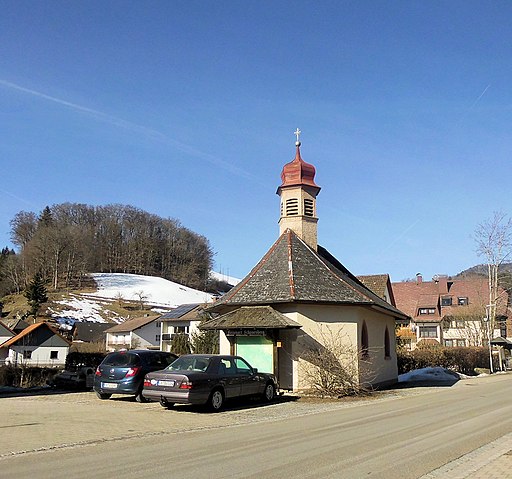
357,274,396,305
392,276,508,322
159,304,202,322
0,322,71,348
207,229,408,320
0,321,15,336
73,321,112,342
2,317,30,332
104,314,160,333
200,305,301,330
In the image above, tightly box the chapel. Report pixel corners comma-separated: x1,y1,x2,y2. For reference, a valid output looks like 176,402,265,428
202,131,407,390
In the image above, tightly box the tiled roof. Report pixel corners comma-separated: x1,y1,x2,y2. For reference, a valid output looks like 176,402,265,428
357,274,396,305
207,229,408,320
200,306,301,330
393,276,509,322
0,322,71,348
105,314,160,333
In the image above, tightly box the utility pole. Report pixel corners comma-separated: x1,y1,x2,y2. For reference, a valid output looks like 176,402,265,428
485,305,494,373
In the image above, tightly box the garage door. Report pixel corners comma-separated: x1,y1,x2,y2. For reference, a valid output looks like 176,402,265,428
236,336,274,374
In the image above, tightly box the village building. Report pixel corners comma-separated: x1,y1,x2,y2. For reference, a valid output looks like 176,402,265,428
104,313,161,351
72,321,112,345
0,322,71,367
201,132,408,391
159,303,205,352
393,273,510,351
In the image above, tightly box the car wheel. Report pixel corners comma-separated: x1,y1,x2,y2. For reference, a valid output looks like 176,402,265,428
96,392,112,400
262,382,275,402
208,388,224,412
160,398,175,409
135,390,148,403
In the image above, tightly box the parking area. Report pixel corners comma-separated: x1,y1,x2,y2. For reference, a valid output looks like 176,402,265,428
0,387,425,459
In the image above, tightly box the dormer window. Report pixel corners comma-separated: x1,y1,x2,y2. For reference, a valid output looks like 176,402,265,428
441,297,452,306
285,198,299,216
419,308,435,315
304,198,314,217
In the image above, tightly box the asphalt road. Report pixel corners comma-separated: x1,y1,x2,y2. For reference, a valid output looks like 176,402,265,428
1,374,511,478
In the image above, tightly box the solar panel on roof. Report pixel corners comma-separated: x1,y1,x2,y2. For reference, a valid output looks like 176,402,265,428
160,303,199,319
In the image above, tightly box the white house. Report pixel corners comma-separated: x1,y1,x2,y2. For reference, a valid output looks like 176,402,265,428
0,322,70,367
104,314,161,351
159,303,205,352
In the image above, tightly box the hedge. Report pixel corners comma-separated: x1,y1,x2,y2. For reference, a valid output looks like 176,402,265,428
397,346,490,376
0,365,60,388
65,352,106,371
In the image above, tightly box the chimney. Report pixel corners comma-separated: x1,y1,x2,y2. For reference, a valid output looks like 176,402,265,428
437,275,449,294
416,273,423,284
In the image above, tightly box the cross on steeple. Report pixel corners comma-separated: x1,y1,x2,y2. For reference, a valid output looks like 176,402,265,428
294,128,301,144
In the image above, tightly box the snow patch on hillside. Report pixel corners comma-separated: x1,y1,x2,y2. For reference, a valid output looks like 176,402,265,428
49,294,123,324
210,271,241,286
50,273,215,324
87,273,214,307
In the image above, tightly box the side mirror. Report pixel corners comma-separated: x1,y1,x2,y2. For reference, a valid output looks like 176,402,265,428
252,368,258,374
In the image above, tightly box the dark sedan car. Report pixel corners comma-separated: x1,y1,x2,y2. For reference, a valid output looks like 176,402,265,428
143,354,277,411
94,350,177,402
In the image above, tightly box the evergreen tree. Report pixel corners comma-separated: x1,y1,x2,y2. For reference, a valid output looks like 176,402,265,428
25,271,48,319
170,333,192,355
190,329,219,354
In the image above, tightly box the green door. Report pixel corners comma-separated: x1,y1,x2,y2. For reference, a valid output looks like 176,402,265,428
236,336,274,374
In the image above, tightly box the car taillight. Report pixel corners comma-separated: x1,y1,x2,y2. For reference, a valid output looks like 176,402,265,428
143,379,151,387
179,379,192,389
125,367,140,378
95,367,101,376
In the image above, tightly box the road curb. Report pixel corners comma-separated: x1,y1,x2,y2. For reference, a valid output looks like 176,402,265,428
420,432,512,478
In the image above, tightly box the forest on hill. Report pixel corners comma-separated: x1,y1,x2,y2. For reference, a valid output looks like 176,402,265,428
0,203,214,296
457,263,512,294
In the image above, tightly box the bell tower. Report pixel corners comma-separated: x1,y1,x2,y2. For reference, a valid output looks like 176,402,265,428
277,129,321,250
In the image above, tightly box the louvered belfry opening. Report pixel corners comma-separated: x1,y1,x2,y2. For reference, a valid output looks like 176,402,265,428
277,136,321,250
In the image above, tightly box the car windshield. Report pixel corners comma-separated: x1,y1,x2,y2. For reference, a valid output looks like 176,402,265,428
167,356,211,372
102,353,141,367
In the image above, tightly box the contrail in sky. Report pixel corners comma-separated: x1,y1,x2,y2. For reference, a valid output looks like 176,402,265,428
0,79,259,182
470,84,491,110
381,219,420,253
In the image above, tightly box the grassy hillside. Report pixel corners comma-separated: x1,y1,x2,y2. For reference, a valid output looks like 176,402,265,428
1,285,157,326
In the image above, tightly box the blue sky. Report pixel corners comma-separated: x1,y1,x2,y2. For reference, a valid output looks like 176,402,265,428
1,1,511,283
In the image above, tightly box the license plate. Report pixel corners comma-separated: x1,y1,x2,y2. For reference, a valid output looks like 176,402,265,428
157,380,175,387
102,382,118,389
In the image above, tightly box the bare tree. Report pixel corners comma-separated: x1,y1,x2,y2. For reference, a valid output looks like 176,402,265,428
298,325,374,397
474,211,512,339
133,290,149,310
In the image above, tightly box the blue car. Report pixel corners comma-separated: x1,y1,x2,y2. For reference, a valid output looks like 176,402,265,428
93,350,177,402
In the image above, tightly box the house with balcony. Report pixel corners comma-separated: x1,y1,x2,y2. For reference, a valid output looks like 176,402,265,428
104,314,161,351
392,274,509,349
159,303,205,352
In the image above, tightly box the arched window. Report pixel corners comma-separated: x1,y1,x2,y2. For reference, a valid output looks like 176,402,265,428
361,321,369,359
384,326,391,359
